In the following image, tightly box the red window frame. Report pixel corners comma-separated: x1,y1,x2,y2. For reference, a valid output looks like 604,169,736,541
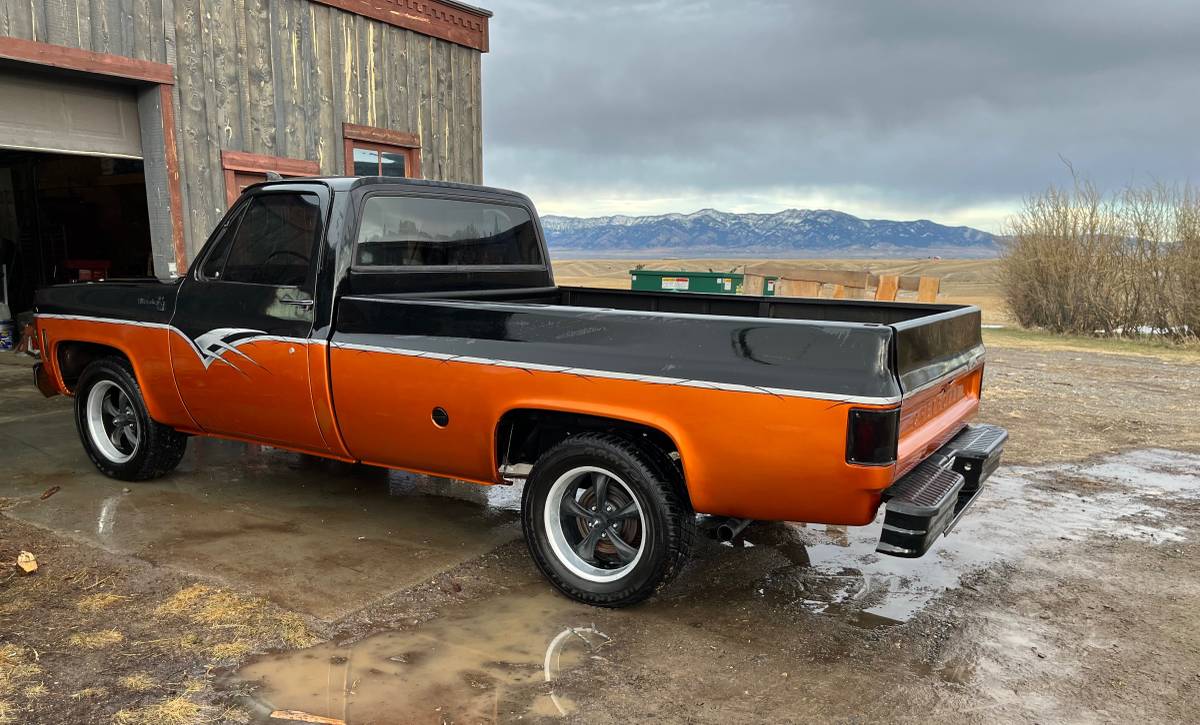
342,122,422,179
220,150,320,207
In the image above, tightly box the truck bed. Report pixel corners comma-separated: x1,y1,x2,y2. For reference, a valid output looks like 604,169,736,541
334,284,983,400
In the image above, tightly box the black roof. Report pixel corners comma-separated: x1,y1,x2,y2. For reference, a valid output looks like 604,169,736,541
244,176,535,206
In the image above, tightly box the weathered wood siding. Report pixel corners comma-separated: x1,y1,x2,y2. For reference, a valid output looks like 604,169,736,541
173,0,483,255
0,0,174,63
1,0,484,258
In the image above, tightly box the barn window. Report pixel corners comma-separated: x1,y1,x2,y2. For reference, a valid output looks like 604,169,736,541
343,123,421,179
220,150,320,207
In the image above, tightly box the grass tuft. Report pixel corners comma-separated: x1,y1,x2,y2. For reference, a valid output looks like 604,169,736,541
155,585,317,653
0,644,43,697
215,706,251,724
112,696,204,725
117,673,157,692
177,633,202,651
154,585,212,617
70,687,108,700
209,641,251,661
22,683,47,699
67,629,124,650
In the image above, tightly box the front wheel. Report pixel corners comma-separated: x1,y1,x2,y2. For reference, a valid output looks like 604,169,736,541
74,357,187,481
521,433,695,607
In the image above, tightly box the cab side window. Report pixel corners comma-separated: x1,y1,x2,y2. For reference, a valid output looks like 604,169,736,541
203,193,322,287
198,205,244,281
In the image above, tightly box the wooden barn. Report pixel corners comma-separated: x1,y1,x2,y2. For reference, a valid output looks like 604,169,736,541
0,0,489,315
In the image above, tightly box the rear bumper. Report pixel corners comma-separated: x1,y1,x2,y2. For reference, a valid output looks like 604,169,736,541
876,423,1008,558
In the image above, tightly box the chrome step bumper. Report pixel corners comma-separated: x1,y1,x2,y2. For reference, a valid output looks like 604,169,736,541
876,424,1008,558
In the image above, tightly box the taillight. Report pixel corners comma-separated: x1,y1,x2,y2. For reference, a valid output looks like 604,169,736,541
846,407,899,466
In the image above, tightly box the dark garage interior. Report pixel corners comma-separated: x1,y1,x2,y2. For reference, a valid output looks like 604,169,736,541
0,151,153,318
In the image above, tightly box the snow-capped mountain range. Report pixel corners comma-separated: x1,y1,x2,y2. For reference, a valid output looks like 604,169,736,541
540,208,999,258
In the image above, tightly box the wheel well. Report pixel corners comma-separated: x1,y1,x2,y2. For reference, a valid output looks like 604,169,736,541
56,342,129,392
496,409,684,488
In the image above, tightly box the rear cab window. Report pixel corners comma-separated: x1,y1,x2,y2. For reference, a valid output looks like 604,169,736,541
353,195,542,268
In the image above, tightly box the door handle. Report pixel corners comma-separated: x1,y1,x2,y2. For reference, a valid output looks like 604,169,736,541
281,299,315,309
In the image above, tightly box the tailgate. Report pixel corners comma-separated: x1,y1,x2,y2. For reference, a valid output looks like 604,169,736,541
890,307,986,477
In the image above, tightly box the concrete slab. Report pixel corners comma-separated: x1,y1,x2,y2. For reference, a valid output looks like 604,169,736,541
0,358,520,619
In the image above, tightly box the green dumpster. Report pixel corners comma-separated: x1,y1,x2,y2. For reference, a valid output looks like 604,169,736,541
628,270,744,294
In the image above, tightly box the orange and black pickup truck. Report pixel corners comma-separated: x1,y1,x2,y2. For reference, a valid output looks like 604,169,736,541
25,177,1006,606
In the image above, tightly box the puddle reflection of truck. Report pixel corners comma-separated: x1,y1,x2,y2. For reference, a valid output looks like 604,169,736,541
25,178,1007,606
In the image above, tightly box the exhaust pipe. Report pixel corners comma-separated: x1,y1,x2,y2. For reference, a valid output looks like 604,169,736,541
716,518,752,542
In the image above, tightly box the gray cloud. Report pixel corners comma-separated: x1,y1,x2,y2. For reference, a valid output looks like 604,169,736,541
481,0,1200,229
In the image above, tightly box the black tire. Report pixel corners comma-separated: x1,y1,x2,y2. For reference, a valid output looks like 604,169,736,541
521,433,695,607
74,357,187,481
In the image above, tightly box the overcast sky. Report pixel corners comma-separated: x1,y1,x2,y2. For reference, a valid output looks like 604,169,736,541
480,0,1200,232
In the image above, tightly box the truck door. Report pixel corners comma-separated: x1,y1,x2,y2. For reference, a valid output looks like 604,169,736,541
169,184,331,453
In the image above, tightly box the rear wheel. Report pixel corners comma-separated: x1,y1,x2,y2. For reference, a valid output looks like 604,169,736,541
74,357,187,481
521,433,694,606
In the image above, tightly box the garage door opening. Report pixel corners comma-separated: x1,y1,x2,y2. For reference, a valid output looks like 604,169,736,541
0,151,153,318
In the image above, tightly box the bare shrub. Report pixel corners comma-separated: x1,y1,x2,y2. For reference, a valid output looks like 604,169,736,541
1002,177,1199,340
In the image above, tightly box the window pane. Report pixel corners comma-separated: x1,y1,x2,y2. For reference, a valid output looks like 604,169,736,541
355,196,542,267
222,193,321,286
199,206,245,280
353,148,379,176
379,151,407,178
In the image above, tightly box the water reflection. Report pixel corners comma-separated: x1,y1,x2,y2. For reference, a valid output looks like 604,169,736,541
96,494,120,540
230,586,607,722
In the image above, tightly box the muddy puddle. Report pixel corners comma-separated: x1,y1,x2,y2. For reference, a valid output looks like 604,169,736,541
229,585,609,723
740,448,1199,625
227,449,1198,721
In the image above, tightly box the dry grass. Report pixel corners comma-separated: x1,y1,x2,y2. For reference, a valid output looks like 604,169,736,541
154,585,211,616
0,600,25,618
22,683,47,699
0,643,42,722
68,629,125,650
70,686,108,700
209,641,251,661
112,696,205,725
182,678,206,695
177,633,202,651
0,644,42,689
214,706,251,724
117,673,157,692
983,327,1200,362
155,584,316,660
76,593,129,612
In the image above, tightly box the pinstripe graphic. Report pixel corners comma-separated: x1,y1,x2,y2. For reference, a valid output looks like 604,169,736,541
35,314,323,374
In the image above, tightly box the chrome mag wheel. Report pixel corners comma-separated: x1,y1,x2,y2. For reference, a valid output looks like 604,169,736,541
86,379,140,464
544,466,647,583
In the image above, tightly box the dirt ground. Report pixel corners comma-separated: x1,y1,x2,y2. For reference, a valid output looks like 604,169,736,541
2,321,1200,723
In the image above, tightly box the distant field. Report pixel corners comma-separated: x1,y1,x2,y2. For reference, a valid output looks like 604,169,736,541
552,257,1011,325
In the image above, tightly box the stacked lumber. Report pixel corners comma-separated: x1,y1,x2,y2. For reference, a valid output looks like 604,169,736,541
757,267,940,302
